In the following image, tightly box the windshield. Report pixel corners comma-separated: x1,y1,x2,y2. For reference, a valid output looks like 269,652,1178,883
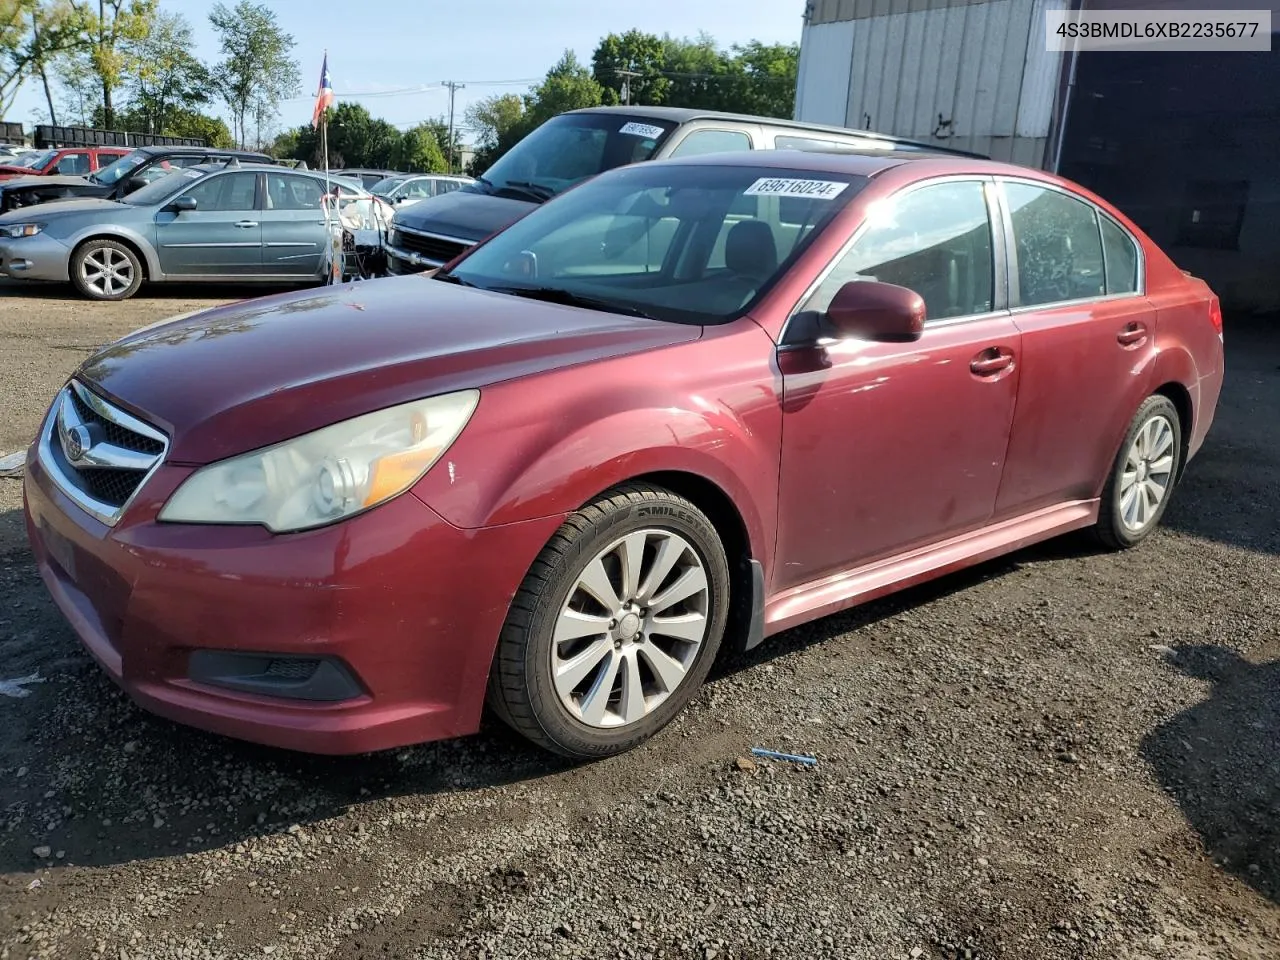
443,163,866,325
91,150,149,185
476,113,678,202
14,149,55,169
370,176,405,196
123,166,209,205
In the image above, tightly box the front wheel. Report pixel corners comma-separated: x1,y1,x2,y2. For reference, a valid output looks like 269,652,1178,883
1094,394,1182,550
71,238,143,301
487,484,731,759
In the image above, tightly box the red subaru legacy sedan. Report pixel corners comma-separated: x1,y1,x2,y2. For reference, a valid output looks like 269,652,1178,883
23,150,1224,759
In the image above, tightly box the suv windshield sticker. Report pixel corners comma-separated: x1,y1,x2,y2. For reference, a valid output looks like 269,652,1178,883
619,122,666,140
744,178,850,200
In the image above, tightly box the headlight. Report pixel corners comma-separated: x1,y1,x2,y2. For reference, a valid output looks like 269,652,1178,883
1,222,44,238
158,390,480,532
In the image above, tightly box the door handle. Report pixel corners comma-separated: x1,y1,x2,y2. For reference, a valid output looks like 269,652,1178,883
970,348,1014,377
1116,322,1148,345
233,220,258,228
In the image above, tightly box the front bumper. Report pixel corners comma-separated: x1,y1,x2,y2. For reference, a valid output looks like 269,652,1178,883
0,233,71,281
23,443,564,754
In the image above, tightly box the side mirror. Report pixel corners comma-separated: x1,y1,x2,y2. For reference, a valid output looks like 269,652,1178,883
169,196,197,213
825,280,925,342
123,176,147,193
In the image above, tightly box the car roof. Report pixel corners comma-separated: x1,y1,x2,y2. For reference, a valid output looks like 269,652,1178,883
137,144,272,158
649,147,1070,184
563,105,986,158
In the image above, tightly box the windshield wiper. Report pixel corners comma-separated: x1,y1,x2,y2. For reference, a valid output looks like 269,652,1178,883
495,179,555,202
431,272,475,286
490,284,657,320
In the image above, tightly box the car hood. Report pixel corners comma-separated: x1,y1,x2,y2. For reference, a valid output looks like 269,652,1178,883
77,274,701,464
391,189,536,243
0,174,92,191
0,196,124,222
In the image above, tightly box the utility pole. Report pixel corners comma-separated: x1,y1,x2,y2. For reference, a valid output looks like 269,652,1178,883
443,80,465,173
616,69,642,106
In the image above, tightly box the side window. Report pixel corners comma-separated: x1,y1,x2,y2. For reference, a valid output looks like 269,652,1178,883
1099,215,1139,295
55,152,90,175
806,180,994,322
1004,181,1106,306
669,129,752,158
266,173,323,211
405,179,434,198
182,172,258,211
436,180,463,196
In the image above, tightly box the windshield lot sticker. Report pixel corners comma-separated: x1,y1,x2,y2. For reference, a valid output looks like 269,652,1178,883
745,178,849,199
619,122,666,139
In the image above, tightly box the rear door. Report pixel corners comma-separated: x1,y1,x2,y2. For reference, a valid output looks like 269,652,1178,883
154,170,262,277
261,172,327,277
991,177,1157,517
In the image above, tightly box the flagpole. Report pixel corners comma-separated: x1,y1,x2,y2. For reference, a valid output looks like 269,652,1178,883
318,49,339,283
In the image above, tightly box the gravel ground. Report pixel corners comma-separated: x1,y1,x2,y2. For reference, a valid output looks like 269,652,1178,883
0,278,1277,960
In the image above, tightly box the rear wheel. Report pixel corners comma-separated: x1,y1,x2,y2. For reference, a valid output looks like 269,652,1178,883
1094,395,1182,550
71,238,143,301
487,484,730,759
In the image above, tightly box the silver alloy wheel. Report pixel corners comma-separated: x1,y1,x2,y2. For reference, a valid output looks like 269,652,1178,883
1119,414,1176,532
82,247,134,297
551,528,710,729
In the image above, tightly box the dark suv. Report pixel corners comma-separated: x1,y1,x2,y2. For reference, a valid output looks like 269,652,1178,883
385,105,986,274
0,145,275,213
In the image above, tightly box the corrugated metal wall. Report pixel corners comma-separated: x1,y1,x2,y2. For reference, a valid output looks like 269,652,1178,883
796,0,1068,167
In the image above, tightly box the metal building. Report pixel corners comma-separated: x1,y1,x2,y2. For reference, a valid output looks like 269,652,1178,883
794,0,1280,315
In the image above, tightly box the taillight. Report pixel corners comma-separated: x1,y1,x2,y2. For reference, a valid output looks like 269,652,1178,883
1208,297,1223,337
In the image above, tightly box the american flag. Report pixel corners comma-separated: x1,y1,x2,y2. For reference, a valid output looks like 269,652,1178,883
311,53,334,128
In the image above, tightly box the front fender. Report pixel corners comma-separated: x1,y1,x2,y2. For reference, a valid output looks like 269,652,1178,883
412,327,783,570
64,223,160,279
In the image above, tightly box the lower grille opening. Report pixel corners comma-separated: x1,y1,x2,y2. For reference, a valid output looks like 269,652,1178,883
188,651,365,702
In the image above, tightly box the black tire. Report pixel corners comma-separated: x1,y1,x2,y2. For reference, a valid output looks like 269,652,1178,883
487,483,731,759
70,238,144,301
1094,394,1182,550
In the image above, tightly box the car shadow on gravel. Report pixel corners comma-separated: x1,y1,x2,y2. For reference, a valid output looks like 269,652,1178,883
1141,645,1280,905
0,494,1101,877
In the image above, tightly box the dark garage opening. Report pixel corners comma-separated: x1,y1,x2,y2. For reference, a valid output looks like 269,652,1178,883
1057,42,1280,319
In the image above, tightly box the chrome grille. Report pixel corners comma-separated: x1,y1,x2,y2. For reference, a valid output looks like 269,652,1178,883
390,227,470,265
38,380,169,526
68,386,164,455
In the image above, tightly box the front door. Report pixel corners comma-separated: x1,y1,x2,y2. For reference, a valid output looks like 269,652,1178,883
775,178,1021,591
155,171,262,277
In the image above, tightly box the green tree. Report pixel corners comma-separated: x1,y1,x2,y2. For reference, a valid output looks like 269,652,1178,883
2,0,89,120
523,50,602,127
121,9,209,134
463,91,526,174
725,41,799,119
390,122,446,173
592,29,667,106
209,0,299,148
662,33,731,111
67,0,156,128
113,102,232,146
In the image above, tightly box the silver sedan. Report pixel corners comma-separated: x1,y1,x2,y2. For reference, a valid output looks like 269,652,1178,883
0,162,374,301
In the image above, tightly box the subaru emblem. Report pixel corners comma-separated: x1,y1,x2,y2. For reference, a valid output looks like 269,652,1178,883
63,424,90,462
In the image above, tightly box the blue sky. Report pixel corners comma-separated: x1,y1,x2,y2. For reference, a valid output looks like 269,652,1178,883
10,0,805,140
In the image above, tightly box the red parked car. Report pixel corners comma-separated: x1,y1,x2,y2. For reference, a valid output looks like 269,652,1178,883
0,145,130,180
23,150,1224,759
